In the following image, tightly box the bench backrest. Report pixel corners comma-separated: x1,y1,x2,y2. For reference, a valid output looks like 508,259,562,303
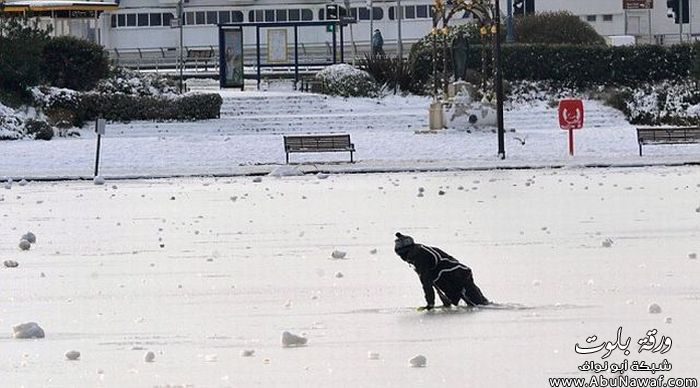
284,134,352,150
637,127,700,142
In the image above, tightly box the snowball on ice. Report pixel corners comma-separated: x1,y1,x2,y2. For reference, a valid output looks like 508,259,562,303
18,179,28,186
144,351,155,362
601,238,613,248
3,260,19,268
334,271,344,278
240,349,255,357
13,322,45,339
18,239,31,251
93,176,106,185
408,354,427,368
532,280,542,287
665,317,673,324
688,252,697,260
65,350,81,361
22,232,36,244
367,351,380,360
252,176,262,183
281,331,307,347
330,250,347,259
317,173,330,179
369,248,378,255
648,303,662,314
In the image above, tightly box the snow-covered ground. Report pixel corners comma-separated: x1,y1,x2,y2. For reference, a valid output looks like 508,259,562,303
2,166,699,387
1,87,700,180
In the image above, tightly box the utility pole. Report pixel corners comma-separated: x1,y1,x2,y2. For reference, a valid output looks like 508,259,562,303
397,0,403,58
494,0,505,159
506,0,514,43
679,0,684,43
178,0,184,93
369,0,374,56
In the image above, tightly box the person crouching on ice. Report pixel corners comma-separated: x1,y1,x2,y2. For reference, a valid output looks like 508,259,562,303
394,232,489,310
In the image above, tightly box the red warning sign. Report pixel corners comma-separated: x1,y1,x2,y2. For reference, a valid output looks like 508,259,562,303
559,99,584,130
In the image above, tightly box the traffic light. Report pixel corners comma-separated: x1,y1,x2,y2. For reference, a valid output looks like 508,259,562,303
326,4,339,20
666,0,690,24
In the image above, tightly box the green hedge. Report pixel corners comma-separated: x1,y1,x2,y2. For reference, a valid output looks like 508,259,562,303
409,41,695,90
37,91,223,126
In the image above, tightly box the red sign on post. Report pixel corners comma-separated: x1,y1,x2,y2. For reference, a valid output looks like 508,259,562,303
558,99,584,155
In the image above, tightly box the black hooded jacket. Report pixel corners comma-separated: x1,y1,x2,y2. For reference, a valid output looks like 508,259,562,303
395,243,471,306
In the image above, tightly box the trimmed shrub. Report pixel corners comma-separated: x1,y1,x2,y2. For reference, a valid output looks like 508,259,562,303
95,66,179,96
315,64,380,97
514,12,606,45
41,36,110,91
0,16,51,99
409,37,694,92
606,80,700,126
24,119,54,140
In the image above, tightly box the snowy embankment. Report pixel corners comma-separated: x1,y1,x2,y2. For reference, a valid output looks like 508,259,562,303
1,88,699,179
1,167,699,386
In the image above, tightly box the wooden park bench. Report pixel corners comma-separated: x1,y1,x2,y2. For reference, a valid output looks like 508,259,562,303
636,126,700,156
283,134,355,164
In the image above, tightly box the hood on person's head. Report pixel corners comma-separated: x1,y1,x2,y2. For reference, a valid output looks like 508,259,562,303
394,232,415,256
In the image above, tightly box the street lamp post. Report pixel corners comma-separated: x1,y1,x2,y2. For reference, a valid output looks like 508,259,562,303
506,0,513,43
494,0,505,159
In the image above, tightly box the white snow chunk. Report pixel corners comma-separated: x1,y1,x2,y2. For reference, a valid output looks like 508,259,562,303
65,350,81,361
252,176,263,183
408,354,427,368
3,182,11,190
268,165,303,177
22,232,36,244
240,349,255,357
3,260,19,268
330,250,347,259
13,322,45,339
587,279,595,286
93,176,106,185
532,280,542,287
648,303,662,314
18,179,28,187
204,354,218,362
367,351,380,360
369,248,378,255
688,252,697,260
665,317,673,324
317,173,330,179
334,271,344,278
144,351,156,362
601,238,613,248
284,300,292,308
19,239,31,251
281,331,307,347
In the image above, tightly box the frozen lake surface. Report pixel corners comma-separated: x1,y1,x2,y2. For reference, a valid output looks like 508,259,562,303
1,166,699,387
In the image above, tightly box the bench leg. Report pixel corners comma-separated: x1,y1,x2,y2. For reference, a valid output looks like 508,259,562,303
286,152,290,164
350,151,354,163
638,142,643,157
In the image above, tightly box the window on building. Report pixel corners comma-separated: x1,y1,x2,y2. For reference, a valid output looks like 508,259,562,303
162,12,173,27
195,11,205,25
416,5,428,18
254,10,263,22
276,9,287,21
150,13,162,26
219,11,230,24
405,5,415,19
206,11,217,24
289,9,300,21
265,9,274,21
111,15,116,28
318,9,324,20
358,7,369,20
372,7,383,20
389,6,395,20
603,14,613,22
185,12,194,25
586,15,597,22
232,11,243,22
137,13,148,26
301,9,312,20
117,14,125,27
126,13,136,26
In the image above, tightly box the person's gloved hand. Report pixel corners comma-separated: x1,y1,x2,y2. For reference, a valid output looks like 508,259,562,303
416,305,434,312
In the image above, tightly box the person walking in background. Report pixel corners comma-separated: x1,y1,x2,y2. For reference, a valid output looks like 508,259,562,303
371,29,384,57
